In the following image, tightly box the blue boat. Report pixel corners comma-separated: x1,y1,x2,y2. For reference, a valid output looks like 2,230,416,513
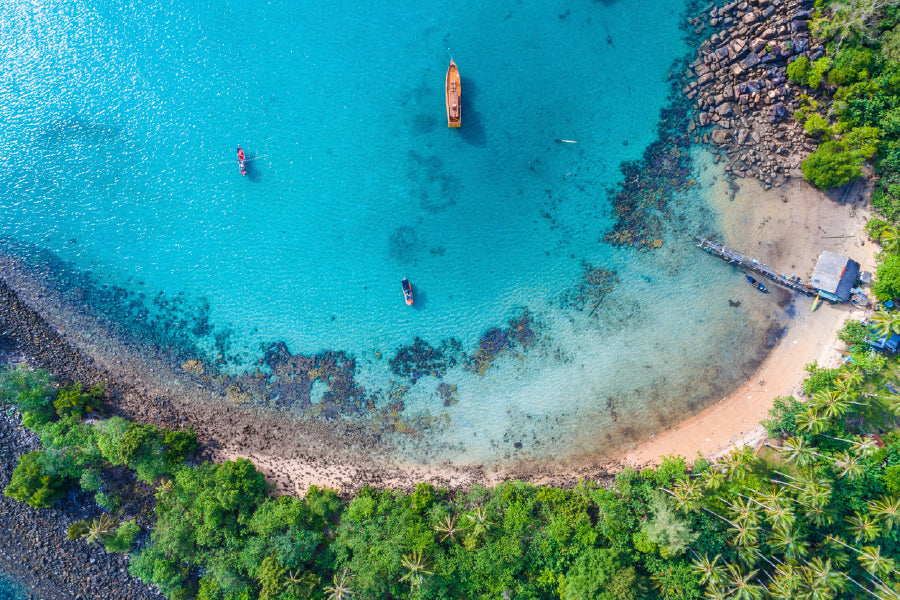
746,275,768,293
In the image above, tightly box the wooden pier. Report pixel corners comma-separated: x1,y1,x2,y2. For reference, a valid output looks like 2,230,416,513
694,236,817,296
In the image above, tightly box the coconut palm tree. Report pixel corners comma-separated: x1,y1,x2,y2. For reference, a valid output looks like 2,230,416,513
878,224,900,253
723,563,764,600
794,408,830,435
691,553,725,586
728,520,759,547
846,511,882,543
871,307,900,339
768,561,803,599
833,450,866,481
400,551,432,589
869,496,900,532
434,515,459,542
670,478,702,512
838,365,865,388
324,570,354,600
801,556,847,598
465,506,492,539
780,437,821,466
721,446,756,481
83,514,117,545
767,525,810,559
858,545,897,579
728,496,760,527
811,389,853,419
699,467,726,492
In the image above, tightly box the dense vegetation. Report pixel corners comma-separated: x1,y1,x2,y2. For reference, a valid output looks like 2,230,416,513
4,359,900,599
7,1,900,599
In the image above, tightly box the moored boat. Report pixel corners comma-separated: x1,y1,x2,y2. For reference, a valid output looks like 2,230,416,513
237,146,247,176
446,60,461,128
746,275,768,293
401,278,414,305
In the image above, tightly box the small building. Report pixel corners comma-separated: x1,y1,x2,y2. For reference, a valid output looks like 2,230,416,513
867,332,900,353
810,251,861,302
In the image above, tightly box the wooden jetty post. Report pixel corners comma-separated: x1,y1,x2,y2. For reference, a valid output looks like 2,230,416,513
694,236,817,296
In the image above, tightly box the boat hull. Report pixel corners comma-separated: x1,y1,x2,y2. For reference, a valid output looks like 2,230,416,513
237,146,247,176
446,61,461,128
401,278,414,305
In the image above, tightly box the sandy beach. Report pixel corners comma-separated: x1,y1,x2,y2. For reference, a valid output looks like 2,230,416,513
622,174,877,467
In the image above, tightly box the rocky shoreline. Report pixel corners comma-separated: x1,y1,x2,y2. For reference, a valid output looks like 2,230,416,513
686,0,818,188
0,354,163,599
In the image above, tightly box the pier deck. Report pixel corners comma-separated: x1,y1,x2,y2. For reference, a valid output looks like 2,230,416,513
694,236,817,296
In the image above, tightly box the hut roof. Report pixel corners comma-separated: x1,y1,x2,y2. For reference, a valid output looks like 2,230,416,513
810,251,860,301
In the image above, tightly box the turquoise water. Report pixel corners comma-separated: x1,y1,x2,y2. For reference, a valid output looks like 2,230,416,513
0,573,24,600
0,1,784,465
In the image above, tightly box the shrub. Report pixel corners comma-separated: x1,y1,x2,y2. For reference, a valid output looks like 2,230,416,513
787,56,811,84
4,450,73,508
104,520,140,553
801,140,863,188
873,253,900,301
0,367,55,428
803,361,841,396
53,383,104,418
95,491,120,513
884,464,900,495
837,320,868,348
762,396,805,438
79,468,102,492
804,113,834,138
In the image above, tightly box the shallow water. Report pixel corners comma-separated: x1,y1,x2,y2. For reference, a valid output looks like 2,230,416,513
0,0,789,466
0,573,24,600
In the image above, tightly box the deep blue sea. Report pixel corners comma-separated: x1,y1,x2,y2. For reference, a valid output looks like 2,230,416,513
0,0,785,466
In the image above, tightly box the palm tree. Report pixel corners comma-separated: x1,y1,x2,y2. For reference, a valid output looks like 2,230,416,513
767,525,810,559
728,520,759,547
871,307,900,339
699,468,726,492
434,515,459,542
691,553,724,586
465,506,492,539
846,511,882,543
780,437,820,466
858,545,897,579
812,389,862,419
838,365,865,388
794,408,829,435
670,478,702,512
399,550,432,588
868,496,900,532
284,570,317,597
833,450,866,481
728,496,760,527
82,514,117,545
801,556,847,598
878,224,900,253
324,570,354,600
769,561,803,599
721,446,755,481
723,563,764,600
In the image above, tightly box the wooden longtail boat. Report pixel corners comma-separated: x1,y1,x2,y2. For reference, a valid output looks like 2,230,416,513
446,60,461,128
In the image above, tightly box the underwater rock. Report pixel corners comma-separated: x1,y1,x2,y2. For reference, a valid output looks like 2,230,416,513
389,337,462,379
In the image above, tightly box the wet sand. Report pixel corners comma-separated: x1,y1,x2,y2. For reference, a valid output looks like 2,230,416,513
622,175,876,466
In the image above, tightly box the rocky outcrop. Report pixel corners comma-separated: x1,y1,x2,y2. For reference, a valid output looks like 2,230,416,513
684,0,821,189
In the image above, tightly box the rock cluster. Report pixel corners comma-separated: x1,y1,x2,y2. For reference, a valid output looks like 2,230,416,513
684,0,821,188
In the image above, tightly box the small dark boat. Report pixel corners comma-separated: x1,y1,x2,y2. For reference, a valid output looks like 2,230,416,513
747,275,768,293
401,278,414,306
237,146,247,176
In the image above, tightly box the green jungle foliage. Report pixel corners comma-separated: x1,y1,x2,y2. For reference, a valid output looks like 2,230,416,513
5,364,900,599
